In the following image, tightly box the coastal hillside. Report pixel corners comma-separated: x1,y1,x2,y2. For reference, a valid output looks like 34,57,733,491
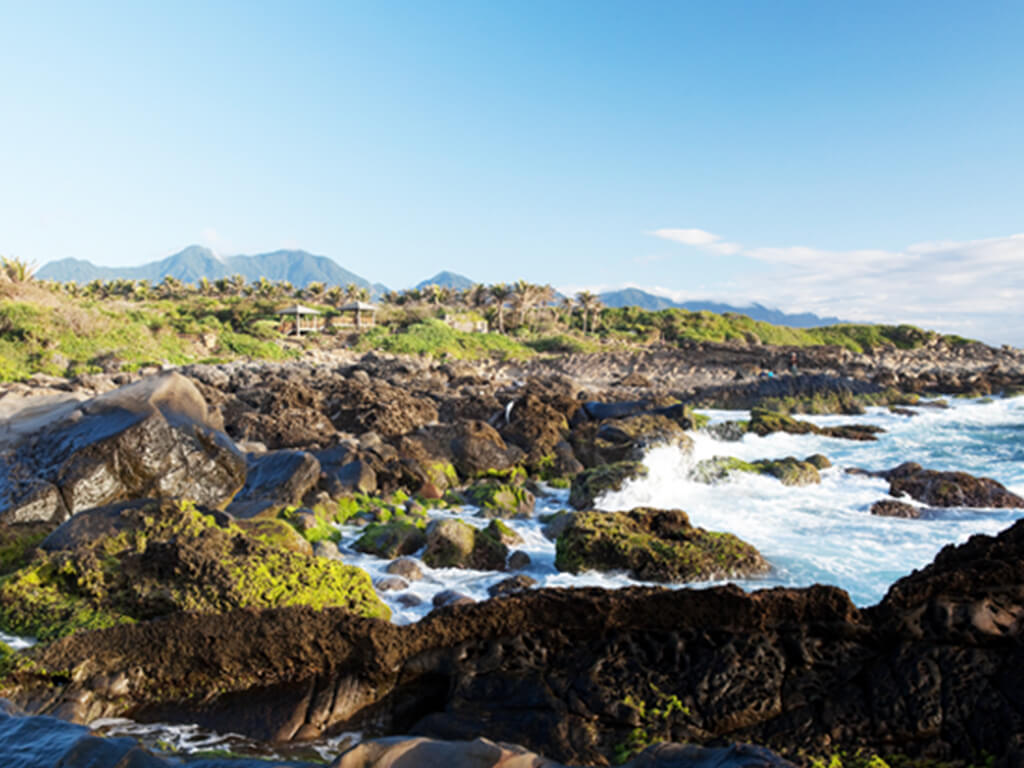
0,270,983,383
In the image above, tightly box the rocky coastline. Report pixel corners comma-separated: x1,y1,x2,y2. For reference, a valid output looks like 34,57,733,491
1,340,1023,766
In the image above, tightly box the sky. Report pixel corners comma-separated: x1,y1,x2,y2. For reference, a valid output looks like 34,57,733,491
1,0,1023,344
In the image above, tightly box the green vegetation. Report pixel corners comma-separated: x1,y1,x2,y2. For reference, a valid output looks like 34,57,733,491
612,683,691,764
0,500,389,641
0,272,978,380
554,507,768,581
354,318,534,360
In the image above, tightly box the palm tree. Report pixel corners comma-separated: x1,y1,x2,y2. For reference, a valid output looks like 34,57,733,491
576,290,603,335
560,295,575,330
489,282,513,333
325,285,344,305
0,256,36,283
305,281,326,301
230,273,247,296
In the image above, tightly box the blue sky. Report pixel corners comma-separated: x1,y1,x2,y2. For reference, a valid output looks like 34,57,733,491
1,1,1023,343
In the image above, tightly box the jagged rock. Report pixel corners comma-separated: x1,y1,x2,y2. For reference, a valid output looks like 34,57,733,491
450,420,522,478
226,450,321,519
572,413,694,468
0,373,246,523
422,519,507,571
870,499,922,518
555,508,770,582
569,462,648,509
487,574,537,598
507,550,532,570
747,408,884,441
880,462,1024,508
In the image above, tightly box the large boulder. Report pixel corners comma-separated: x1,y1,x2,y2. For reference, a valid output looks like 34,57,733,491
225,450,321,519
422,519,508,571
554,508,770,582
354,519,427,559
0,499,388,642
463,481,536,519
881,462,1024,508
747,408,884,441
0,373,246,524
450,420,522,478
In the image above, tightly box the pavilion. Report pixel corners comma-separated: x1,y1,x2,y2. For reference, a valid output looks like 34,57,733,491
276,304,322,335
337,300,378,329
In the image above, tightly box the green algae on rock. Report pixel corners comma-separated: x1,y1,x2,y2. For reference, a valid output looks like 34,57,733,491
0,499,389,641
693,455,826,486
569,462,649,509
554,507,769,582
353,518,427,559
422,518,508,570
463,481,536,519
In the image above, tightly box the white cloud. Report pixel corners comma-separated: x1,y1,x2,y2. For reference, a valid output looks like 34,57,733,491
643,226,1024,346
650,228,724,247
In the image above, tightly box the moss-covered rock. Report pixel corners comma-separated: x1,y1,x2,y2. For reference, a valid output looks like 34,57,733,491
0,499,389,641
749,408,884,442
0,524,51,577
353,518,427,559
236,517,314,556
569,462,648,509
464,482,535,519
422,519,508,570
693,455,825,486
554,507,769,582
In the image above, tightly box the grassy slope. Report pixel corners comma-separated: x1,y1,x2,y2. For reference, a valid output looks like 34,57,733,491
0,284,977,382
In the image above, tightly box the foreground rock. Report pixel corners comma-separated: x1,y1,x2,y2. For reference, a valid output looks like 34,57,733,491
554,508,770,582
0,373,246,524
6,519,1024,764
0,498,388,640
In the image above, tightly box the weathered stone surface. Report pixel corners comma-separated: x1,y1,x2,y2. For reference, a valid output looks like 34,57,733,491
226,450,321,519
464,482,535,519
573,413,694,468
555,508,770,582
6,520,1024,764
386,557,424,582
354,521,427,559
882,462,1024,508
870,499,922,518
450,420,521,478
0,373,247,522
487,574,537,598
747,408,884,441
569,462,648,509
422,519,508,571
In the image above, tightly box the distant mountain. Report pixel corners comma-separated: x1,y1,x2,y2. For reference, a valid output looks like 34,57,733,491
38,246,387,296
599,288,843,328
415,271,475,292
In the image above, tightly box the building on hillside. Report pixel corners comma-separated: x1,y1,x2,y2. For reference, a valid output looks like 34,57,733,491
337,301,378,329
276,304,322,335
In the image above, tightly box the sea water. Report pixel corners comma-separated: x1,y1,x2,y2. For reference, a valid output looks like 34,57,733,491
341,395,1024,620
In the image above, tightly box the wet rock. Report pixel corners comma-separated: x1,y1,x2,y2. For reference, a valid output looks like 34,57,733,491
235,517,314,556
487,574,537,598
805,454,831,469
573,413,694,468
555,507,770,582
432,589,475,608
754,457,821,486
386,557,424,582
396,593,423,608
375,576,409,592
0,373,247,522
354,520,427,559
507,550,532,571
226,450,321,519
747,408,884,441
484,519,523,548
313,539,344,560
541,511,575,541
569,462,648,509
422,519,508,571
706,421,747,441
464,482,535,519
870,499,923,518
882,463,1024,508
450,420,521,478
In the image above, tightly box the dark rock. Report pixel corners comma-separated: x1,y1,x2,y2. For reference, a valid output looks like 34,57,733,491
432,589,475,608
870,499,922,518
375,576,409,592
885,465,1024,508
450,420,521,478
541,511,575,541
0,373,246,523
226,450,321,519
354,520,427,559
463,482,535,519
555,507,770,582
422,519,507,571
748,408,884,441
706,421,747,441
569,462,648,509
573,413,693,468
507,550,532,571
487,574,537,598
